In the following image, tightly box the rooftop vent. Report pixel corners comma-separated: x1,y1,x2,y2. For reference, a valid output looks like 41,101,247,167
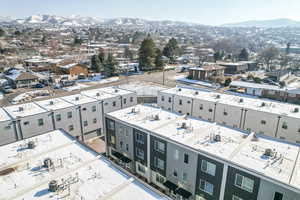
239,98,244,103
181,122,187,129
75,96,80,101
115,89,119,93
27,141,36,149
48,180,58,192
96,93,100,97
251,133,259,142
131,108,136,113
216,94,221,99
294,108,299,113
18,107,24,112
43,158,53,169
214,134,221,142
264,148,274,157
178,88,182,91
154,114,160,121
261,102,266,107
195,91,199,95
49,101,54,105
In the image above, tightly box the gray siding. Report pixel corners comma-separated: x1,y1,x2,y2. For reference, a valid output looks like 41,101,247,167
0,121,17,145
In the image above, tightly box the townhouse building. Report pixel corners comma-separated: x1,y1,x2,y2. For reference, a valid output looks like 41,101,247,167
158,87,300,144
0,86,137,146
105,104,300,200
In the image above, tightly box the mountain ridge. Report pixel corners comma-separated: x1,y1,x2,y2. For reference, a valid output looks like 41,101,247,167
222,18,300,28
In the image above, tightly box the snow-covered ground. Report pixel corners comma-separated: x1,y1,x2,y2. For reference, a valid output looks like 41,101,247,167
11,90,50,104
0,92,3,100
62,83,89,92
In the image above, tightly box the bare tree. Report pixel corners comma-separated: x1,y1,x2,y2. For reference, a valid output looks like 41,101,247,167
259,46,279,71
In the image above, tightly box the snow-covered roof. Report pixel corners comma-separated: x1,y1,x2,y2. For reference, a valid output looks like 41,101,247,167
35,98,75,111
81,89,119,100
98,86,134,96
59,63,78,69
4,102,48,118
0,107,12,122
0,129,169,200
61,94,98,105
230,80,283,91
119,82,167,97
107,104,300,192
161,87,300,119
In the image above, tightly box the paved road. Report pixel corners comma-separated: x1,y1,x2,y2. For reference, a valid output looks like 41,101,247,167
0,69,187,106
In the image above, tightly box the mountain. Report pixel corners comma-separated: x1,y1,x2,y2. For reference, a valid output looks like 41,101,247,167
223,18,300,28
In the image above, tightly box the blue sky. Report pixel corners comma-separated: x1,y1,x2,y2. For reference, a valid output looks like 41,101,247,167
1,0,300,25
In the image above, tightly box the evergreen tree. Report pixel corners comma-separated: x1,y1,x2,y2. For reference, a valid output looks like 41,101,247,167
74,36,83,45
239,48,249,61
0,28,5,37
163,38,180,62
91,55,101,72
213,51,221,62
155,48,164,69
104,53,117,77
138,38,156,71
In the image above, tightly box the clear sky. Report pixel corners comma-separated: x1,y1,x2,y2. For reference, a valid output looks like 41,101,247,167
1,0,300,25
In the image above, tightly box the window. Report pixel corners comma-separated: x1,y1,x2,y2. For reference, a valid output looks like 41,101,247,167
82,107,87,111
174,149,179,160
184,153,189,164
38,119,44,126
179,99,182,105
273,192,283,200
209,108,213,112
223,111,228,116
84,121,88,127
187,100,191,104
168,97,172,103
173,168,178,177
135,132,144,144
130,97,134,102
126,144,129,151
67,112,72,119
136,148,144,160
137,164,145,173
282,122,288,130
107,119,114,130
110,136,116,144
232,195,243,200
123,98,127,104
120,141,123,148
56,114,61,121
4,125,11,130
154,140,165,153
201,160,216,176
200,105,203,110
178,110,182,114
93,118,97,124
183,172,188,181
235,174,254,193
24,121,30,126
298,128,300,133
199,179,214,195
161,96,165,101
92,105,96,112
112,101,116,107
154,157,164,170
261,120,266,125
68,125,74,131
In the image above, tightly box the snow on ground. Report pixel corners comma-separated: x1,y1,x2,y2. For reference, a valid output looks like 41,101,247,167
0,92,3,100
12,90,50,104
174,75,218,88
76,76,119,85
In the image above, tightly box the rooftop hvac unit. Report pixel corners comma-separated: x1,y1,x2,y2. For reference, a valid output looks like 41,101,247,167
264,148,274,157
239,98,244,103
251,133,259,142
27,141,36,149
216,94,221,99
214,134,221,142
154,114,160,120
131,108,136,113
43,158,53,168
261,102,266,107
115,89,119,93
96,93,100,96
49,101,54,105
18,107,24,112
181,122,187,129
294,108,299,113
75,96,80,101
48,180,58,192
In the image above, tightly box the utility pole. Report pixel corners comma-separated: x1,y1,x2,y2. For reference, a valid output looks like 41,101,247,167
162,68,165,85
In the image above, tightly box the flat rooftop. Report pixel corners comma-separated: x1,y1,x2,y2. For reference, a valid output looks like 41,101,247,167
4,102,48,118
0,107,12,122
81,89,119,100
0,130,169,200
98,86,134,96
35,98,75,111
160,87,300,119
107,104,300,192
61,94,98,106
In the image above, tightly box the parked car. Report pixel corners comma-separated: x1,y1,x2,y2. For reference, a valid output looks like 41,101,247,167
32,83,45,88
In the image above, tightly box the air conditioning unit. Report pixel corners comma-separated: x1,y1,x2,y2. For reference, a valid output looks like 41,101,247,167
49,101,54,105
43,158,53,168
264,148,274,157
19,107,24,112
27,141,36,149
96,93,100,97
75,97,79,101
294,108,299,113
181,122,187,129
239,98,244,103
154,114,160,120
214,134,221,142
48,180,58,192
